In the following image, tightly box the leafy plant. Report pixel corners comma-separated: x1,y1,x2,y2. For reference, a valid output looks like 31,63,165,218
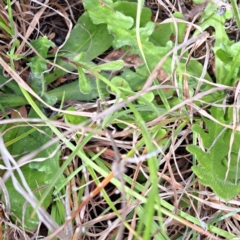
187,107,240,200
0,12,114,108
0,0,212,111
186,1,240,200
196,1,233,85
28,37,54,94
2,109,62,229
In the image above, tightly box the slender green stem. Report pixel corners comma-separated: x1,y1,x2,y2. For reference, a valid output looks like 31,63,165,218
230,0,240,30
136,0,150,73
7,0,15,37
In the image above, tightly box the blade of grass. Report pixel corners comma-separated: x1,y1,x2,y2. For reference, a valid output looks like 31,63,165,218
136,0,150,73
5,127,36,147
0,21,12,36
125,100,164,238
230,0,240,30
6,0,15,37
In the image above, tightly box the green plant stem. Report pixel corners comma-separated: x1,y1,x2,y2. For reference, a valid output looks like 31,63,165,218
136,0,150,73
7,0,15,37
230,0,240,30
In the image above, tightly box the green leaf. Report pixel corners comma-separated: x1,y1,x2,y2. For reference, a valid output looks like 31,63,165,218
0,66,23,96
230,41,240,57
64,106,88,125
216,49,232,63
30,36,55,58
137,92,154,105
186,58,213,90
121,68,146,91
28,37,55,96
93,60,124,71
45,12,113,85
113,1,152,27
83,0,154,50
111,76,132,94
0,94,27,108
150,23,173,47
0,20,12,36
195,2,233,84
72,52,87,62
60,13,113,60
187,107,240,200
78,66,91,94
0,68,26,109
42,92,58,106
136,41,172,76
112,21,155,49
150,126,168,148
83,0,174,91
48,77,108,101
83,0,134,30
